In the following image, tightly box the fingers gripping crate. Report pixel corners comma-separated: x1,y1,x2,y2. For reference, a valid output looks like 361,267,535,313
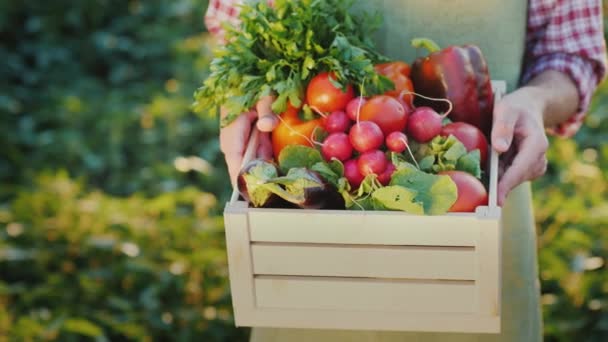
223,81,506,333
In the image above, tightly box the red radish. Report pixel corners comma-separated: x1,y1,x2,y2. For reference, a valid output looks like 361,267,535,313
307,72,354,113
377,162,396,185
440,122,489,166
396,96,414,114
359,95,408,135
358,150,388,176
346,97,367,121
344,158,365,188
324,110,351,133
439,170,488,212
386,131,409,153
407,106,443,142
321,132,353,162
349,121,384,153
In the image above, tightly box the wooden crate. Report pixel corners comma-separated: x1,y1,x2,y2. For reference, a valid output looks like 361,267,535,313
223,82,506,333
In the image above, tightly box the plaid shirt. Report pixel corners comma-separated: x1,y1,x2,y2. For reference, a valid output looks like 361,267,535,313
205,0,607,137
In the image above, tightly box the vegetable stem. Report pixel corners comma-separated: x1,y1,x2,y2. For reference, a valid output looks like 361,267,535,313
411,38,441,54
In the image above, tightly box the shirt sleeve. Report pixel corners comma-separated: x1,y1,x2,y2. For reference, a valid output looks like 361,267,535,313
204,0,275,42
204,0,243,42
523,0,607,137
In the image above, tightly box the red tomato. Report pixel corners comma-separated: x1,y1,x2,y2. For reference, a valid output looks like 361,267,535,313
306,72,355,113
359,95,408,135
439,170,488,212
440,122,489,167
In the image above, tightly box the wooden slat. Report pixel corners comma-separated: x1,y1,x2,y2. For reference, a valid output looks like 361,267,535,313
240,308,500,333
255,276,475,314
223,202,257,325
248,210,482,246
252,244,476,280
477,221,501,316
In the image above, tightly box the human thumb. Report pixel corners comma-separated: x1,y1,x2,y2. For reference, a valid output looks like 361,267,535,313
491,102,517,153
256,95,278,132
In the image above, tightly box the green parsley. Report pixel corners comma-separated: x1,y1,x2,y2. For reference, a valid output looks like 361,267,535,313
193,0,393,127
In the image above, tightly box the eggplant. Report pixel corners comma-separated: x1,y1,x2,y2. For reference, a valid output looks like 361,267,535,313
269,168,345,210
237,159,283,208
237,160,345,210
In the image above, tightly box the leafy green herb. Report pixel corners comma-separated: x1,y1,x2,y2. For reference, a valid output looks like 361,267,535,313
193,0,392,126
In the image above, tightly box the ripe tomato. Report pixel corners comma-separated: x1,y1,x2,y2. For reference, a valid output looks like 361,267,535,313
306,72,354,113
359,95,408,135
439,170,488,212
375,61,414,106
440,122,489,167
271,104,323,158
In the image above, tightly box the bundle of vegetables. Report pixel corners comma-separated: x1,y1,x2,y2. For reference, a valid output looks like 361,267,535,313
239,95,490,214
194,0,496,215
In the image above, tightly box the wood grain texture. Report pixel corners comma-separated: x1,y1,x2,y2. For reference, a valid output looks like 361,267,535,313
254,276,475,313
252,243,477,280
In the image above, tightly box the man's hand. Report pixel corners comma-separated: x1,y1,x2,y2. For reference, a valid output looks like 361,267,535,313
491,87,549,205
491,70,579,205
220,96,279,186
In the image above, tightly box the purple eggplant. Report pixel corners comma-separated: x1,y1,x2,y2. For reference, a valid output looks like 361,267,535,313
237,159,283,208
269,168,345,210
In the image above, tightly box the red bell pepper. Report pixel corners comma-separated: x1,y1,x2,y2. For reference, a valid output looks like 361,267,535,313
410,38,494,136
374,61,414,108
271,104,323,159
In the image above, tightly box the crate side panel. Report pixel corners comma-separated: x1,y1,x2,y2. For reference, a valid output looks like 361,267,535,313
477,220,501,317
252,244,476,280
223,209,257,324
254,277,475,314
248,210,480,246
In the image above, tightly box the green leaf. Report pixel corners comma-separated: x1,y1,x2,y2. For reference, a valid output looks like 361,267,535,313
456,149,482,178
310,159,344,187
390,168,457,215
241,161,280,207
278,145,323,174
443,137,468,161
391,152,419,171
418,155,435,171
371,186,424,214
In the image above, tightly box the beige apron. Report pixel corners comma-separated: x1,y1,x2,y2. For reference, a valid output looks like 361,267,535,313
251,1,542,340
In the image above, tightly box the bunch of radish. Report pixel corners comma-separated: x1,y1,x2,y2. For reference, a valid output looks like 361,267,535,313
304,71,490,213
320,93,448,187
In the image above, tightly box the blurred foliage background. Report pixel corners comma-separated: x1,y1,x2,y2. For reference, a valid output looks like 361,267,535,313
0,0,606,341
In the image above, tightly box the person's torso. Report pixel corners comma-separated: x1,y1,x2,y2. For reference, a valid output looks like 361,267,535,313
360,0,528,90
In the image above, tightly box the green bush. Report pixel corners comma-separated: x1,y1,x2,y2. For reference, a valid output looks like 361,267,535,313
1,172,247,341
534,80,608,342
1,0,248,340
